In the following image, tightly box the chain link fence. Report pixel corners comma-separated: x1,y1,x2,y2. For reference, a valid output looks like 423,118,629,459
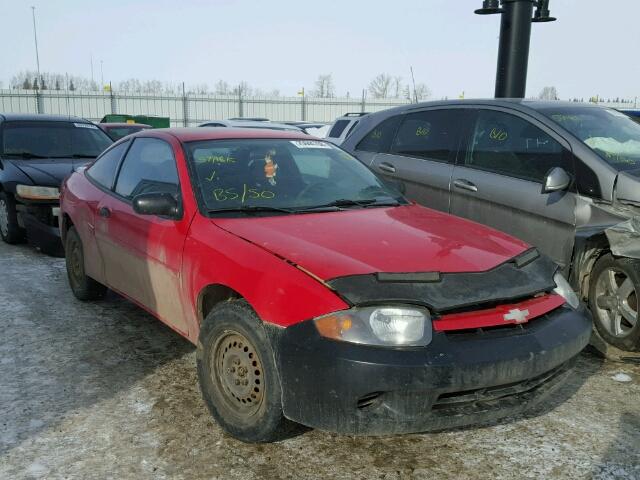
0,89,412,125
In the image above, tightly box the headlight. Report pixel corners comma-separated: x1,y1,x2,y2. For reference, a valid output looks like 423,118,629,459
553,272,579,309
314,306,432,347
16,185,60,200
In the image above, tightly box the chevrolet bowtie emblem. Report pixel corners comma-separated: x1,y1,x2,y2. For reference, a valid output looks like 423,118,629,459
503,308,530,324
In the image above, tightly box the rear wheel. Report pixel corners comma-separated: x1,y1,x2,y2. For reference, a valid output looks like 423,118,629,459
0,191,24,244
589,254,640,352
197,300,296,442
65,226,107,301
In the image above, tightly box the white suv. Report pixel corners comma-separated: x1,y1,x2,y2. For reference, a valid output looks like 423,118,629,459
325,112,369,145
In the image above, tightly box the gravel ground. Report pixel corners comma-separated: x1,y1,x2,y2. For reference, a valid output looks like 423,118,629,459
0,242,639,480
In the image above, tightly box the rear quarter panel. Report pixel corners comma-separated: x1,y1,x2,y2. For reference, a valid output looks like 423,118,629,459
61,171,105,282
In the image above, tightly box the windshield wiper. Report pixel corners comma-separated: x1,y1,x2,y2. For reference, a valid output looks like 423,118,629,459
298,198,401,212
2,151,49,159
70,153,98,158
207,205,298,215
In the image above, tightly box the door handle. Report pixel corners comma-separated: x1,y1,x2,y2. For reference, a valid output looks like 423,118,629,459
379,162,396,174
453,179,478,193
98,206,111,218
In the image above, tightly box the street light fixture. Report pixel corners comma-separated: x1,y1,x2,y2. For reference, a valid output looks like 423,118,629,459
475,0,504,15
475,0,557,98
532,0,556,22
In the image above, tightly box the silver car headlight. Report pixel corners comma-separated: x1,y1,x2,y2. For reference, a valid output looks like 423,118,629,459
553,272,579,309
16,185,60,200
314,306,432,347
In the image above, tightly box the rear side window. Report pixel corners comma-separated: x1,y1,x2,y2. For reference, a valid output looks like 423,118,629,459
114,138,179,199
328,120,350,138
356,116,401,153
86,141,129,189
465,110,572,183
344,120,360,139
391,110,461,163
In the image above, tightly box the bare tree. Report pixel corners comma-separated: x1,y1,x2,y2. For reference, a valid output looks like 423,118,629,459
215,80,230,95
312,74,335,98
538,86,558,100
393,76,403,99
368,74,393,99
414,83,431,101
233,81,253,97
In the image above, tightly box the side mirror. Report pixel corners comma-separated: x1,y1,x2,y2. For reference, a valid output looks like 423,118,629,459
542,167,571,194
132,192,180,218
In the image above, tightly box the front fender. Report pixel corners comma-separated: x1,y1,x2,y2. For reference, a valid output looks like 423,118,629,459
183,216,349,337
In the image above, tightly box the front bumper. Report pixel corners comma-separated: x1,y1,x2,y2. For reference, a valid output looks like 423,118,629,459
18,203,63,254
273,304,592,435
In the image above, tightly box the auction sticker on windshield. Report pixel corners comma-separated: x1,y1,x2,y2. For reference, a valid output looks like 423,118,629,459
290,140,332,149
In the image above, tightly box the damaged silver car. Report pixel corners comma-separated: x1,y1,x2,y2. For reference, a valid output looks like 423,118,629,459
342,100,640,352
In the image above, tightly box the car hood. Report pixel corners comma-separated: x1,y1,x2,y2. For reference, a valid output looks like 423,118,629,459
213,204,530,280
5,158,91,187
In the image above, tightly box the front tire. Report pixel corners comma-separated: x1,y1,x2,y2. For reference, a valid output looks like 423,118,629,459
65,226,107,301
197,300,296,443
0,191,24,244
589,254,640,352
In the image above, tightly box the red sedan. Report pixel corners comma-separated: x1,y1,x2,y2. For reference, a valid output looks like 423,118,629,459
59,128,591,442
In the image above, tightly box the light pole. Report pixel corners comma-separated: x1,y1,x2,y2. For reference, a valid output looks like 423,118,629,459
475,0,556,98
31,6,41,83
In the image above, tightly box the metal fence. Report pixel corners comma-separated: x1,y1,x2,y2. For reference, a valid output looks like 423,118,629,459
0,89,412,126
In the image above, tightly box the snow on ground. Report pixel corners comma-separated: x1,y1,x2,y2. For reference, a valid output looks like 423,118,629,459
0,242,638,479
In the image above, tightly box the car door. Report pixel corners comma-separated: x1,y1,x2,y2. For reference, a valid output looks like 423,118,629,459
449,107,577,269
368,109,467,213
82,140,132,282
94,137,190,334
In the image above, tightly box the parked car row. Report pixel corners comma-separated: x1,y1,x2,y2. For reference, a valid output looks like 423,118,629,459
0,103,633,443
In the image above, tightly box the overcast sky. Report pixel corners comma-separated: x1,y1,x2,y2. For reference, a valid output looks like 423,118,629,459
1,0,639,99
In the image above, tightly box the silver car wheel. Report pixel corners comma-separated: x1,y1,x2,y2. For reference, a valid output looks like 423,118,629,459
594,267,638,338
0,199,9,237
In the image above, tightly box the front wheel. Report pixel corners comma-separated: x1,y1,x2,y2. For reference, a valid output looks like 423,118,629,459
0,191,25,244
196,300,296,442
589,254,640,352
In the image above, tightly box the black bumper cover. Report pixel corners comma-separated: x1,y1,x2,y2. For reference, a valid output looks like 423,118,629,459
272,305,591,435
22,211,63,254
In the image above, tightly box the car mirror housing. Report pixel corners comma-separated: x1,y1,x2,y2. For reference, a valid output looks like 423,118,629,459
542,167,571,194
132,192,180,218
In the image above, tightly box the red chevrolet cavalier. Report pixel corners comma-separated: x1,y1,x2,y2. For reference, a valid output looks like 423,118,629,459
59,128,591,442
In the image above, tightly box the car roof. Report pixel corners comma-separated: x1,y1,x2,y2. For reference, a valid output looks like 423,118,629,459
0,113,90,123
140,127,313,142
99,122,152,128
391,98,610,113
200,119,301,130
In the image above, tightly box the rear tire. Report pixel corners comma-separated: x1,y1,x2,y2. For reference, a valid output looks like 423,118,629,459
196,300,297,443
589,254,640,352
0,191,25,244
65,226,107,301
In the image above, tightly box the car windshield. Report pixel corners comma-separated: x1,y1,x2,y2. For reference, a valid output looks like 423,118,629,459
540,106,640,171
2,121,113,158
185,138,405,214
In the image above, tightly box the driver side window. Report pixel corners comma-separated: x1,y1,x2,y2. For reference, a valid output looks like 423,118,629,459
114,138,180,200
465,110,572,183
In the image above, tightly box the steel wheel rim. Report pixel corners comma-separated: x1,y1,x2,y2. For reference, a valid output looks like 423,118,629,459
68,238,84,289
0,199,9,237
594,266,638,338
210,331,264,417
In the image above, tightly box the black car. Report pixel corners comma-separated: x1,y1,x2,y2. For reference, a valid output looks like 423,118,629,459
0,114,113,254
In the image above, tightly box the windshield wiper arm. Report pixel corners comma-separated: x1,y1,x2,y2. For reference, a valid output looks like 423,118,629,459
207,205,297,215
298,198,400,212
70,154,97,158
